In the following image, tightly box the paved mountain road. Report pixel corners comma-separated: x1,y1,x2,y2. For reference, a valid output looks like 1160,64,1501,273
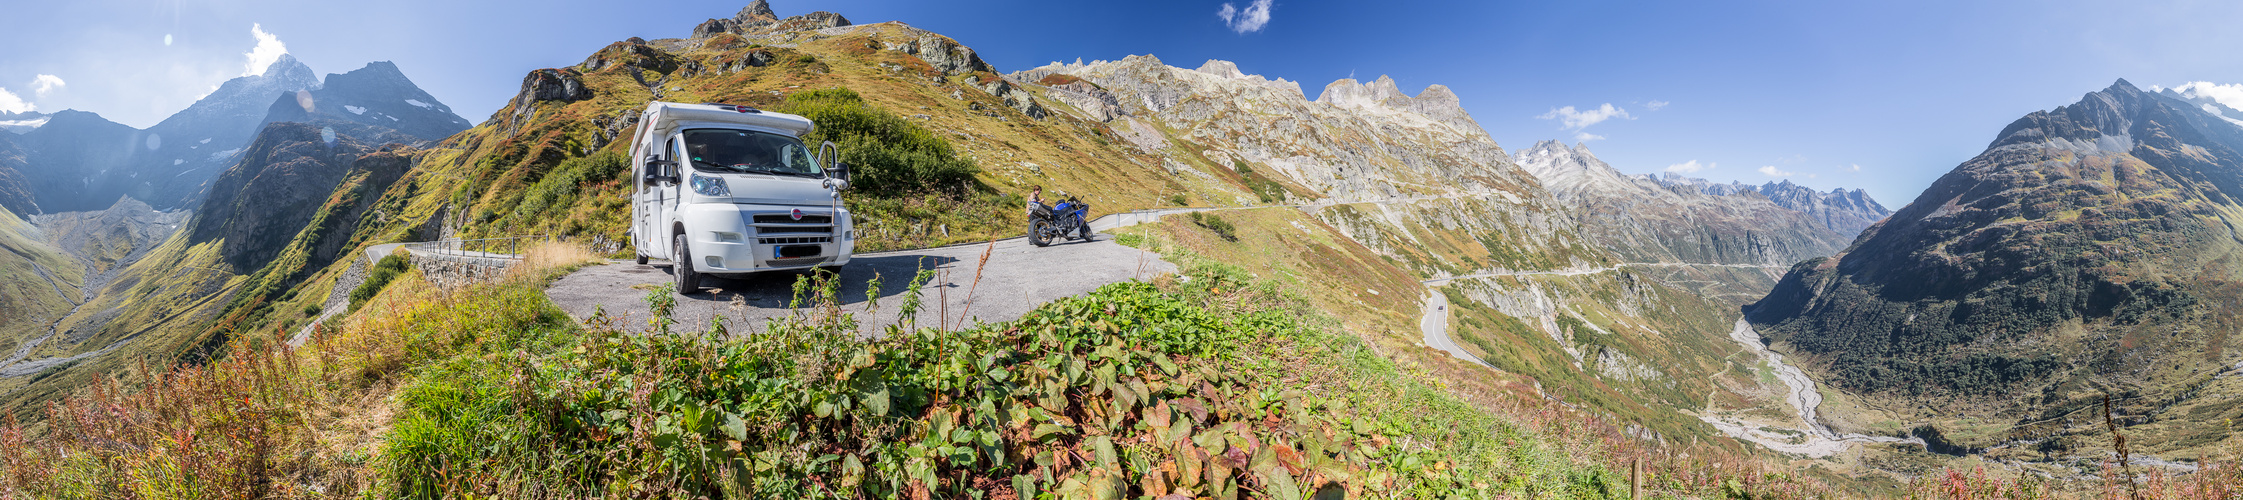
546,236,1174,335
537,192,1488,335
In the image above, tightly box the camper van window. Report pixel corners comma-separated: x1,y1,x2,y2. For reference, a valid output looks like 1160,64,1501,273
681,128,823,177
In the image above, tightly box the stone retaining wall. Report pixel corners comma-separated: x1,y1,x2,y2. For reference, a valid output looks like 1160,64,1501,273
407,251,516,288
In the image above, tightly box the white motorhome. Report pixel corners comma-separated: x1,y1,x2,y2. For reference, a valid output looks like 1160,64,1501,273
629,101,854,294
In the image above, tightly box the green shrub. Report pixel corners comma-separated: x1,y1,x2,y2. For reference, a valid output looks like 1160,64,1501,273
776,87,981,198
503,150,627,231
349,255,411,311
1188,212,1237,242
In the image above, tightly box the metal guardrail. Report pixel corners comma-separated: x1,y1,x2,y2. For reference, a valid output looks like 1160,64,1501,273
403,234,560,259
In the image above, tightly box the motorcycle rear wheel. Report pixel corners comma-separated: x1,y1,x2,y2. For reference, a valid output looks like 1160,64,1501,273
1029,219,1052,247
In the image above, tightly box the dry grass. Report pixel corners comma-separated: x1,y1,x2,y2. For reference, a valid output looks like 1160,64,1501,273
0,253,584,499
510,240,603,278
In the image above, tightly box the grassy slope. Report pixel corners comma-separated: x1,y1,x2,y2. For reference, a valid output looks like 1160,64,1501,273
423,26,1269,256
0,208,82,361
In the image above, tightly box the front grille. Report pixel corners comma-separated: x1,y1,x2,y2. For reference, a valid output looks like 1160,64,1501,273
759,236,833,245
753,214,832,225
754,224,832,234
750,212,835,235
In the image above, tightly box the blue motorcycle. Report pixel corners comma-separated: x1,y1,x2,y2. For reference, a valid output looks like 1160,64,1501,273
1028,197,1091,247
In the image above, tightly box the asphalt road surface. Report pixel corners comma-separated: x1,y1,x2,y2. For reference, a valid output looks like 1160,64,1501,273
546,235,1175,336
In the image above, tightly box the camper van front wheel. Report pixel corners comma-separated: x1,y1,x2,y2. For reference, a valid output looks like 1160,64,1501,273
673,233,703,294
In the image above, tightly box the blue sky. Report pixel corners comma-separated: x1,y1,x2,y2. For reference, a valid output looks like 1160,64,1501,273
5,0,2242,206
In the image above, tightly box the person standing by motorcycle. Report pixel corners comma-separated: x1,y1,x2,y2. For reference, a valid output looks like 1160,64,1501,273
1025,185,1044,216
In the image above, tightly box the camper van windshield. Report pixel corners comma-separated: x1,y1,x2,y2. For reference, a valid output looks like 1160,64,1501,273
680,128,822,177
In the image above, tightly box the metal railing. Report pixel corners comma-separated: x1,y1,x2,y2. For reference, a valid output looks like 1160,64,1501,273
404,234,559,259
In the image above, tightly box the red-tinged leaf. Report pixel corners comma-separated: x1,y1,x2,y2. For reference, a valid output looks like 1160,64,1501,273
1274,444,1305,475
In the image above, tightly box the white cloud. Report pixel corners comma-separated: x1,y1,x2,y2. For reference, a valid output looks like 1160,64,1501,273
242,23,289,77
1665,160,1713,173
1645,100,1669,111
1536,103,1632,130
0,87,30,113
1847,163,1861,172
2172,81,2243,110
164,34,173,46
1574,132,1605,142
1757,165,1794,177
1217,0,1273,34
31,74,64,97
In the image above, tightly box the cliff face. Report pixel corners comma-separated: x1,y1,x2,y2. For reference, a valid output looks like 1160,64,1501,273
1748,80,2243,453
187,122,375,272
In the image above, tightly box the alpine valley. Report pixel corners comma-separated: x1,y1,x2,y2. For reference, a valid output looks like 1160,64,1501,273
0,1,2236,498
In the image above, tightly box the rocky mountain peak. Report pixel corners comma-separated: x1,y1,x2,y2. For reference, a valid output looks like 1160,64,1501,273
1367,76,1405,102
1194,60,1245,79
322,61,410,90
1514,139,1633,196
738,0,778,23
1988,78,2154,152
1314,76,1483,136
260,54,322,89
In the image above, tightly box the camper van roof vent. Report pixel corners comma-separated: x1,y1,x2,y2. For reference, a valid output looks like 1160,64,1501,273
700,102,762,114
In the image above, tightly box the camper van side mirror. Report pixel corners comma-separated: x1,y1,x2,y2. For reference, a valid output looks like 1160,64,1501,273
644,160,680,184
830,162,852,183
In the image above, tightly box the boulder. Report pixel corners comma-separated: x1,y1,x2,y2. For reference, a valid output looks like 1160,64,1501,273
890,34,990,76
693,18,735,38
521,69,594,103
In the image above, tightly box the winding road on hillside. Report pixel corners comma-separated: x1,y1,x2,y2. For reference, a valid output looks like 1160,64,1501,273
1411,262,1928,457
1412,262,1791,366
1700,319,1926,457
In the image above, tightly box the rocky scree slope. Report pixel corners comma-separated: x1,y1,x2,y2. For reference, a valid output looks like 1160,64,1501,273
1749,79,2243,458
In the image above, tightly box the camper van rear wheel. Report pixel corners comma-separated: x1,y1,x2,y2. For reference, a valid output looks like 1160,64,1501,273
673,233,702,294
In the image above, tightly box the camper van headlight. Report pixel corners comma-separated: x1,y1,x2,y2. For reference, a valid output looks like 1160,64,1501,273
690,174,730,197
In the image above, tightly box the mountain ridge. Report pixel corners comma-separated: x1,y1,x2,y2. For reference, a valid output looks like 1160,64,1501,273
1748,79,2243,459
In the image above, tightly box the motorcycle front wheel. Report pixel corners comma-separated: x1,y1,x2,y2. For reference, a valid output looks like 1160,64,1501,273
1029,219,1052,247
